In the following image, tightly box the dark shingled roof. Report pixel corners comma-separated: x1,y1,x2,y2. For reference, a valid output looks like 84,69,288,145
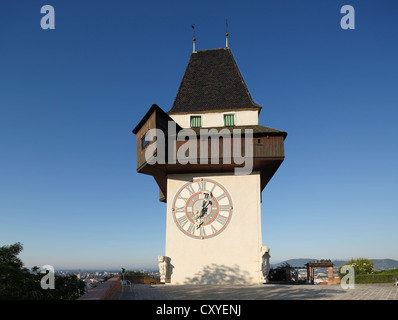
168,47,261,114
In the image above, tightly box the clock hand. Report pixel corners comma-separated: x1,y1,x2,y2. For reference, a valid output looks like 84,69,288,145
201,191,211,211
194,210,203,229
195,191,212,229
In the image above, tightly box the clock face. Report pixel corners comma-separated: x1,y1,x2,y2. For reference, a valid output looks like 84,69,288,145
172,178,233,239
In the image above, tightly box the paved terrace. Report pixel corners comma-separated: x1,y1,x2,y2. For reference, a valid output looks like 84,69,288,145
112,283,398,300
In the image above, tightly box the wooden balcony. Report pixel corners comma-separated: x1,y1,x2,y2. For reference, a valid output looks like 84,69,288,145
133,105,287,202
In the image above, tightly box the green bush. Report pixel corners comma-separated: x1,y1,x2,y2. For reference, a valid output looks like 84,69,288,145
375,269,398,275
354,274,396,284
338,259,397,284
338,258,374,278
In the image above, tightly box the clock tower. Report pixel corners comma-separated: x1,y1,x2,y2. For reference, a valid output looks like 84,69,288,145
133,46,287,284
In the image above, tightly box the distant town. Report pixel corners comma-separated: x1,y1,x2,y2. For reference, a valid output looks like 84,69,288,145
51,258,398,289
53,266,338,287
54,269,160,291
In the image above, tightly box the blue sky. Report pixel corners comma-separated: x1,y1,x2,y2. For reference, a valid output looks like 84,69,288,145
1,0,397,269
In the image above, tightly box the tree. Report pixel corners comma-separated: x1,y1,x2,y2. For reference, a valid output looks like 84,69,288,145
268,262,293,282
0,242,85,300
123,270,147,276
0,242,31,299
338,258,374,278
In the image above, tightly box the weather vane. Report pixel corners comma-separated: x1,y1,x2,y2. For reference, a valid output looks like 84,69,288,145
192,24,197,53
225,19,229,48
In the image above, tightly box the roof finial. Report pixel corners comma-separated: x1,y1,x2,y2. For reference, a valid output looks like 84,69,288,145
192,24,197,53
225,19,229,48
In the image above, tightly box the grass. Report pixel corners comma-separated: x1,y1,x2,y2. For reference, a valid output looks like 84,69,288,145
374,268,398,275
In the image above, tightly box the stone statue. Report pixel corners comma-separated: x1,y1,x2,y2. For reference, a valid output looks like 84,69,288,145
158,256,171,283
261,246,271,283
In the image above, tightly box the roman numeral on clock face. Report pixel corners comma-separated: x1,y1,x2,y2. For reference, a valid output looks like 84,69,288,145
197,181,206,192
177,215,188,227
216,193,227,202
187,223,195,235
175,206,185,213
210,224,218,234
216,214,228,225
186,184,195,195
219,205,230,212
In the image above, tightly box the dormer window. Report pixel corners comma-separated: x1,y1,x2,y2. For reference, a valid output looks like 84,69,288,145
224,113,235,126
190,115,202,128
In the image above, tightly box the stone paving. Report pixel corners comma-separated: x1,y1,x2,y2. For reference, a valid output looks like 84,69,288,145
113,283,398,300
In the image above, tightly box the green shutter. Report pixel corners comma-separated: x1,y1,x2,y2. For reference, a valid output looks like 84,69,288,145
224,114,235,126
190,116,201,127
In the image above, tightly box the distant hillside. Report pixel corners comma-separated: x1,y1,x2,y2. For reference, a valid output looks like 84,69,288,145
365,259,398,271
272,258,398,271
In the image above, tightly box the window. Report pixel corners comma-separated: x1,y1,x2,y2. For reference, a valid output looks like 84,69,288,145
141,133,150,150
224,114,235,126
190,115,202,128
